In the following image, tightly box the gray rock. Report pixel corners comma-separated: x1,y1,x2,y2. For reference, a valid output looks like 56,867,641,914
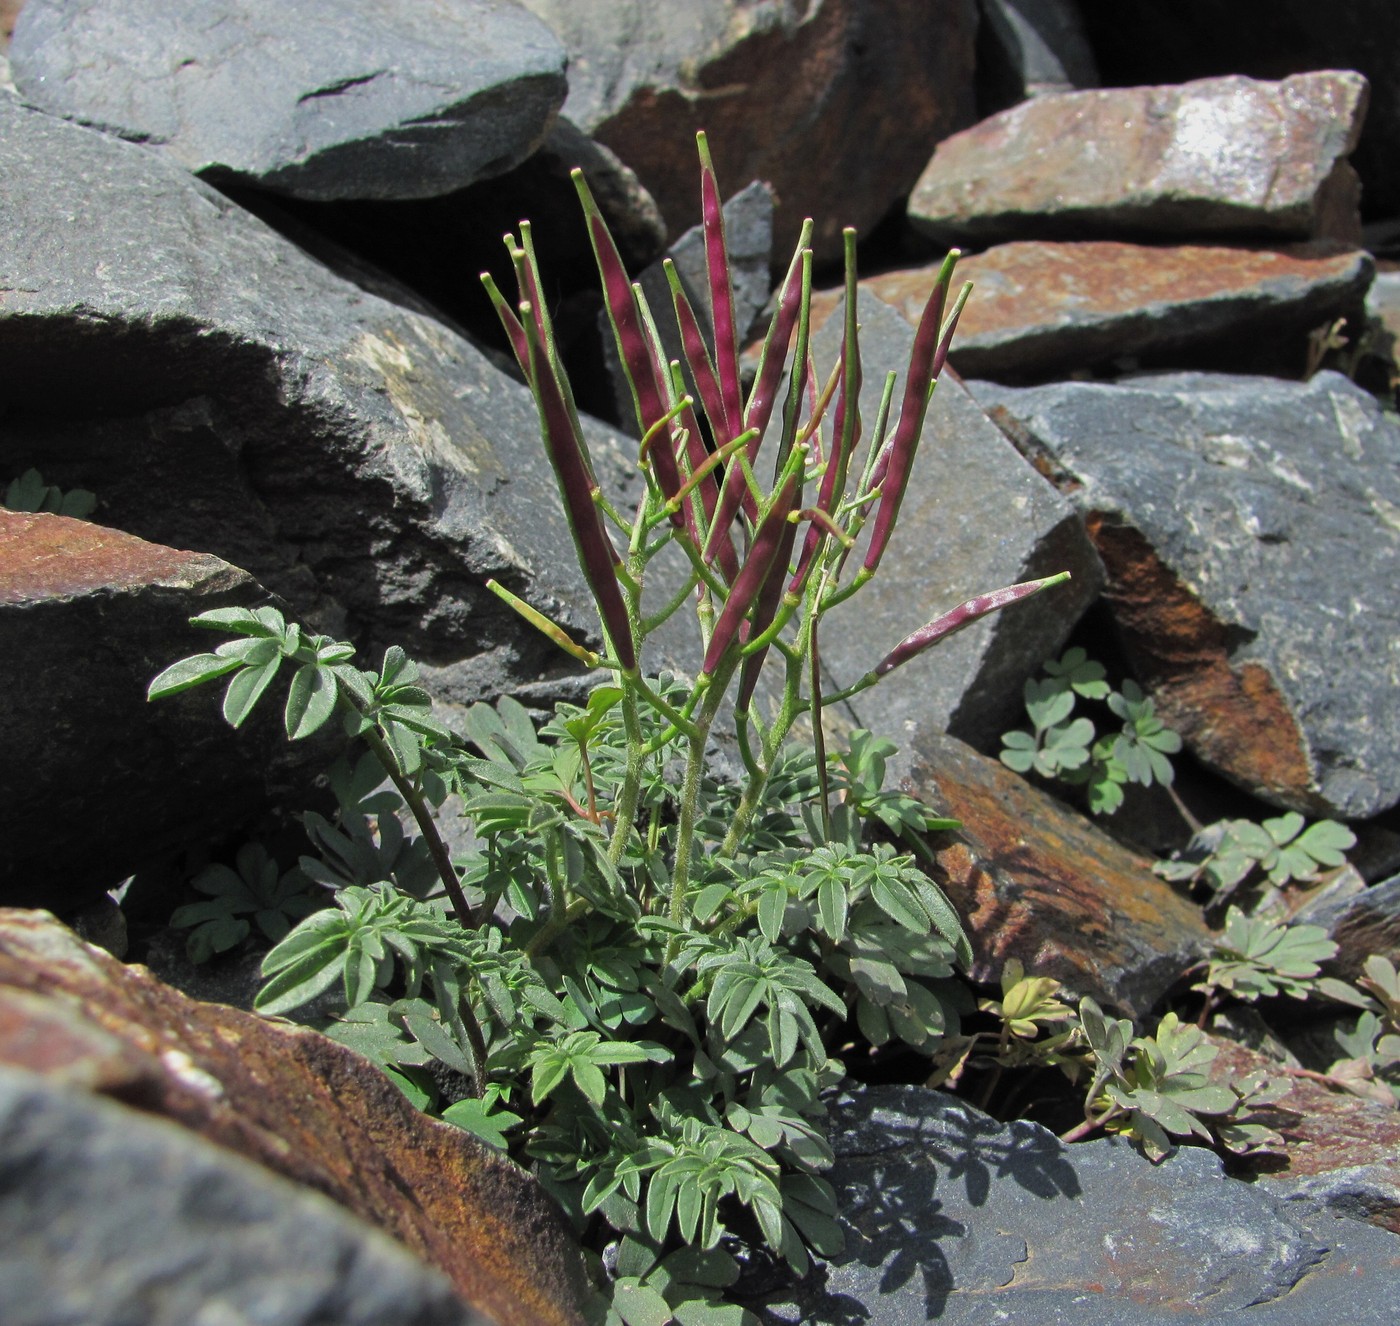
971,371,1400,820
909,72,1368,249
0,96,636,709
752,1085,1400,1325
807,290,1104,751
515,0,978,266
978,0,1098,102
9,0,566,200
0,1063,486,1326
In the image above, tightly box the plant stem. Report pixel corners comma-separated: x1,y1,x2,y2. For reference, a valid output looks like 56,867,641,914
609,686,646,866
361,723,474,928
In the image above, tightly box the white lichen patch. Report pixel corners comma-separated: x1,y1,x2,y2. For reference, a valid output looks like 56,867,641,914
160,1048,226,1101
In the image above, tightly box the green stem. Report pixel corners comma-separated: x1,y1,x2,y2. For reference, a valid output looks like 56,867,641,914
609,685,646,866
525,829,570,958
361,722,474,928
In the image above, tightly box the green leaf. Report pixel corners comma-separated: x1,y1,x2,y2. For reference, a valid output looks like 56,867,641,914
285,662,339,739
147,652,245,700
222,654,282,727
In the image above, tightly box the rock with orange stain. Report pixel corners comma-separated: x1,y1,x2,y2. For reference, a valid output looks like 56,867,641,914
971,371,1400,819
903,727,1209,1017
0,511,328,911
806,240,1373,384
909,72,1368,248
0,909,591,1326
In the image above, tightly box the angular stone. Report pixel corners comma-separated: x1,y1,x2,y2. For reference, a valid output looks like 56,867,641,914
909,72,1368,248
977,0,1098,104
0,96,634,709
0,1064,489,1326
515,0,978,266
0,512,325,910
903,728,1209,1017
806,289,1104,751
971,371,1400,819
9,0,567,200
1207,1036,1400,1235
0,909,591,1326
1076,0,1400,221
1297,873,1400,982
751,1084,1400,1325
807,241,1374,384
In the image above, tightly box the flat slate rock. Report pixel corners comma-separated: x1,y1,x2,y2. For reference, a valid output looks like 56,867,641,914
909,72,1368,248
515,0,978,265
805,289,1104,752
0,512,326,910
0,95,635,708
971,371,1400,820
750,1085,1400,1325
808,241,1373,384
0,909,591,1326
9,0,566,200
903,727,1209,1017
0,1064,487,1326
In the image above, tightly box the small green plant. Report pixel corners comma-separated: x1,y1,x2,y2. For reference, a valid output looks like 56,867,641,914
1323,956,1400,1105
2,467,97,518
170,842,322,963
152,134,1071,1322
999,649,1181,815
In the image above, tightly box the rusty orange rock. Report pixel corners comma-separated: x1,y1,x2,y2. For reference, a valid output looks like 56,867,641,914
0,909,591,1326
903,727,1210,1018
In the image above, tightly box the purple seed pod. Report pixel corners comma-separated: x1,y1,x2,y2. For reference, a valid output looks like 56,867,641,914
698,132,744,445
701,470,800,678
481,270,529,376
521,300,637,672
862,250,962,577
871,573,1070,679
708,226,810,559
735,512,799,712
667,261,731,452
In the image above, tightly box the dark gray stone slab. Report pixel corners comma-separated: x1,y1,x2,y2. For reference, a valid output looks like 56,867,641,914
0,96,635,707
0,1064,486,1326
807,290,1104,751
978,0,1098,102
9,0,566,200
971,371,1400,820
752,1085,1400,1325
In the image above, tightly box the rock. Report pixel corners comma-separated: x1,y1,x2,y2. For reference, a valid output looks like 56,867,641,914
971,371,1400,820
806,289,1104,751
0,512,327,909
0,909,591,1326
903,728,1209,1016
0,1063,491,1326
1206,1036,1400,1236
909,72,1369,249
1296,873,1400,981
0,95,637,709
750,1084,1400,1325
1076,0,1400,220
977,0,1098,106
809,241,1373,384
515,0,978,266
9,0,567,201
0,0,21,45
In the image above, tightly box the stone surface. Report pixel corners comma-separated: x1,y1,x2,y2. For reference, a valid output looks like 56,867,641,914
516,0,978,265
0,95,635,710
909,72,1369,249
9,0,567,200
806,289,1104,751
750,1085,1400,1325
0,909,592,1326
971,371,1400,820
0,512,327,909
1077,0,1400,220
808,241,1374,384
904,728,1210,1017
1298,872,1400,981
1206,1036,1400,1236
977,0,1098,105
0,1064,489,1326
